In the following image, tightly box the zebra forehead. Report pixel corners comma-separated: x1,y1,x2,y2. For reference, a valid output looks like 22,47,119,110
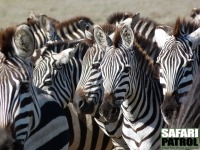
173,17,200,38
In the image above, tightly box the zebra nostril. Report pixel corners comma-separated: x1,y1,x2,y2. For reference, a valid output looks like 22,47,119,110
111,107,118,115
78,100,85,108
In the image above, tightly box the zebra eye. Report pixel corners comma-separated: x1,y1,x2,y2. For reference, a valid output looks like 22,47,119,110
92,62,100,69
124,65,131,73
19,81,30,93
44,78,53,86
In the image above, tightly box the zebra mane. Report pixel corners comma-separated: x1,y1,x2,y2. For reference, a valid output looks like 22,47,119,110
0,26,16,59
113,27,122,48
133,33,159,78
173,17,200,38
55,16,94,29
106,12,135,25
100,24,116,35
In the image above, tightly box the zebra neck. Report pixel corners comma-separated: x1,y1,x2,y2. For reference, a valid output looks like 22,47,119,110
122,63,163,122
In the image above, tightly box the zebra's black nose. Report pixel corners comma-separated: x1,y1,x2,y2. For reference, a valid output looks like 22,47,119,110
78,100,94,114
111,106,118,115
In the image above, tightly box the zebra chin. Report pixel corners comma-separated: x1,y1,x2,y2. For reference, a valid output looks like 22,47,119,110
99,104,120,123
161,92,181,126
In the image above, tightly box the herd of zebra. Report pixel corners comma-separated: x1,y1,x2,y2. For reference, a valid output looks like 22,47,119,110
0,7,200,150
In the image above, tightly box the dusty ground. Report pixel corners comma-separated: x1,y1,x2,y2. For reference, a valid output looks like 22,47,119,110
0,0,199,28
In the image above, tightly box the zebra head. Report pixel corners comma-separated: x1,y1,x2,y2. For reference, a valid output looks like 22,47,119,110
0,24,42,144
98,24,134,123
27,14,57,48
191,8,200,23
155,18,200,125
74,24,115,115
33,43,78,92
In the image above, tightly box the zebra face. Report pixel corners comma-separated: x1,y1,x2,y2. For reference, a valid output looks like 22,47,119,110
99,25,134,123
34,47,77,93
74,25,114,115
155,21,200,125
0,54,41,143
74,45,104,115
99,47,131,122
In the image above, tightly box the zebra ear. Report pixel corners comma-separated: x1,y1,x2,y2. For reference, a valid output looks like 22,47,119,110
187,27,200,49
120,24,134,49
52,46,77,66
29,11,39,21
13,24,35,58
155,28,171,49
39,14,55,41
94,25,112,51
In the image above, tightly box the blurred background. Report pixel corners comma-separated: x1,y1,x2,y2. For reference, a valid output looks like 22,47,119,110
0,0,199,28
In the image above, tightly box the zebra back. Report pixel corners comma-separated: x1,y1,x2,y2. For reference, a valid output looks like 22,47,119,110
55,16,94,40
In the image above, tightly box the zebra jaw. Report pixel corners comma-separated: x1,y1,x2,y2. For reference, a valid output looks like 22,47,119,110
186,27,200,49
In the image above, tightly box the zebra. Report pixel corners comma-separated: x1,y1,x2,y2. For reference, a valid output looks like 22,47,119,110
154,18,200,126
93,23,165,149
0,24,70,149
170,68,200,128
191,8,200,23
33,40,114,150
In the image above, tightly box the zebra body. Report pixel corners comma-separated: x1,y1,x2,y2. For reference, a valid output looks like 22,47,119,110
96,24,164,149
155,18,200,125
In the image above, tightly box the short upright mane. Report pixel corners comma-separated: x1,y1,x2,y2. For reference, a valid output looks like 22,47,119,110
106,12,135,25
173,17,200,38
133,33,159,79
56,16,94,29
0,26,16,59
